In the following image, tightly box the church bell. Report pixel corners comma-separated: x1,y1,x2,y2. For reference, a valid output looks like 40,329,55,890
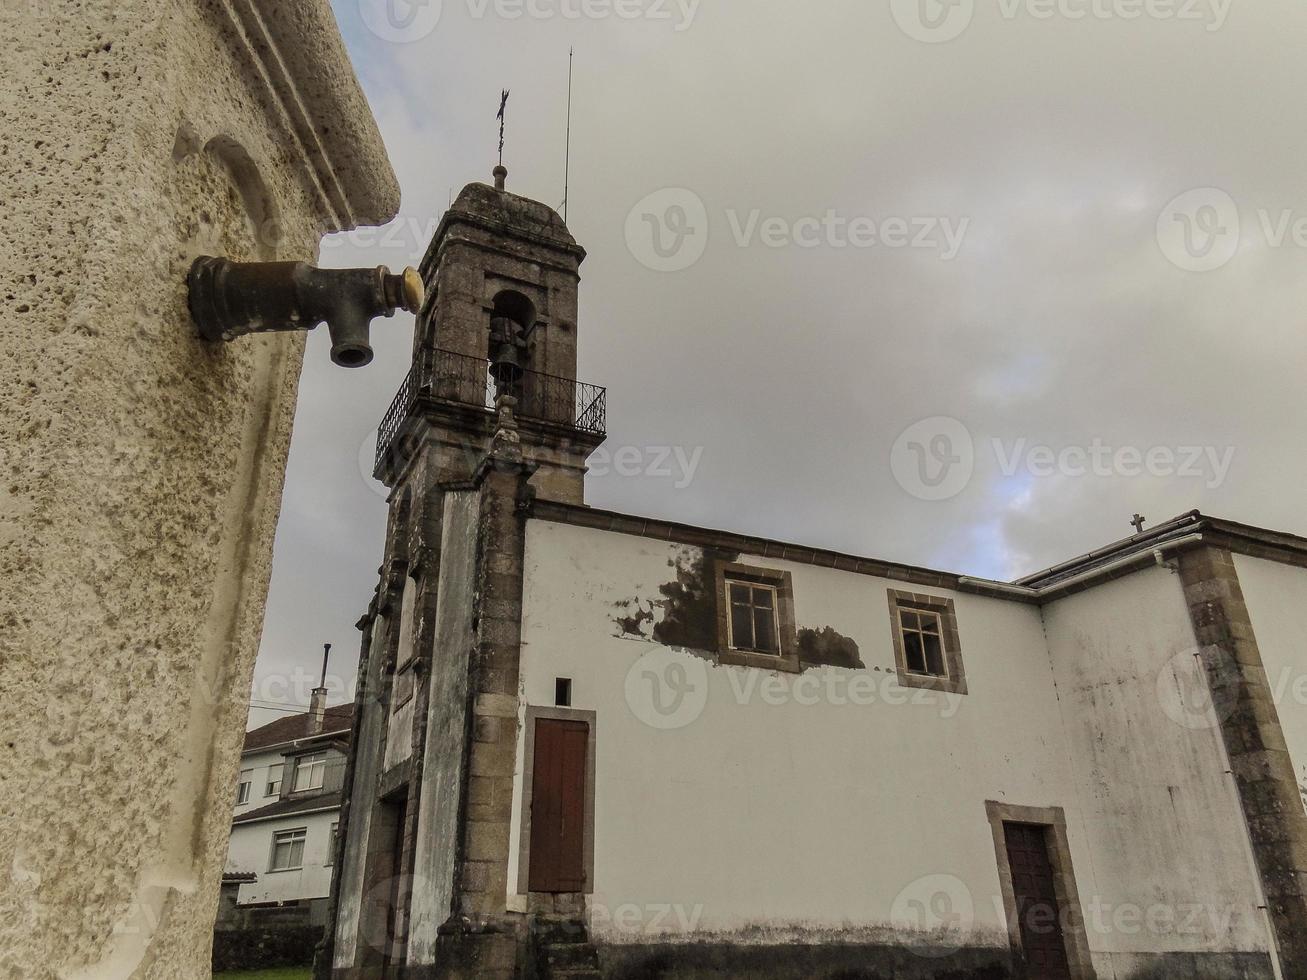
488,315,526,387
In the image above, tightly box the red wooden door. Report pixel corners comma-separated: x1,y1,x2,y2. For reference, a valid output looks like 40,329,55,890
528,718,588,893
1004,822,1071,978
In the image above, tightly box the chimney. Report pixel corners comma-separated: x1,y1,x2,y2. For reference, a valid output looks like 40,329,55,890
309,643,330,734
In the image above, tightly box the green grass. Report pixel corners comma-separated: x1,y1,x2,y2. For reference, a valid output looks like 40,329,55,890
213,969,311,980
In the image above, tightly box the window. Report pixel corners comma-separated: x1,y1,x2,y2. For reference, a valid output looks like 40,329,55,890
292,753,327,792
265,763,284,798
727,582,780,654
326,822,339,866
555,677,572,707
236,769,253,805
899,607,946,677
888,590,967,695
269,827,307,872
714,562,800,673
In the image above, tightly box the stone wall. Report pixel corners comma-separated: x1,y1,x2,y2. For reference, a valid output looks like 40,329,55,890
0,1,398,976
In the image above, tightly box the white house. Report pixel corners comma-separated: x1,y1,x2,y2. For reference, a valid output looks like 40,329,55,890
225,696,352,926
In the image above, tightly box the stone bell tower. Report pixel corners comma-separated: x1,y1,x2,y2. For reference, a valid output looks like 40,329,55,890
323,173,606,979
373,166,607,503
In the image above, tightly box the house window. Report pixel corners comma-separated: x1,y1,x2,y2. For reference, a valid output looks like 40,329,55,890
265,763,284,798
236,769,253,805
326,822,339,866
714,562,800,673
269,828,307,872
888,590,967,696
292,753,327,792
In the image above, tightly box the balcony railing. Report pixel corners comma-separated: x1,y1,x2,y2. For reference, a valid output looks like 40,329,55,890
375,348,607,471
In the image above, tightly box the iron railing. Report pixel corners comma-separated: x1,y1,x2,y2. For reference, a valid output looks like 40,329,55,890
375,348,607,471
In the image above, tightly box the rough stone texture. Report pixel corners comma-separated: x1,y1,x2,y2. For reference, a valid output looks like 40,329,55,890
0,1,398,976
1178,546,1307,976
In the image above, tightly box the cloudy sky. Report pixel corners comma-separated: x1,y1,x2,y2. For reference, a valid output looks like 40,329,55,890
249,0,1307,724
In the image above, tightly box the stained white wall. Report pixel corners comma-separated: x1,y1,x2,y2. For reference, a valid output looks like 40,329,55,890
514,520,1276,964
1233,554,1307,811
516,520,1074,950
1042,566,1272,969
226,809,339,905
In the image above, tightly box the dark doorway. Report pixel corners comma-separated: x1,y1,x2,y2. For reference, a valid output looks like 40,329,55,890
528,718,589,893
382,794,409,976
1003,822,1072,978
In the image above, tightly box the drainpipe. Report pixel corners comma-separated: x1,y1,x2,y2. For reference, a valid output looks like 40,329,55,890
957,534,1206,601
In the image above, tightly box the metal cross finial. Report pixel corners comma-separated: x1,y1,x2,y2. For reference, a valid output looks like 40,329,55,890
1131,514,1147,534
497,89,510,166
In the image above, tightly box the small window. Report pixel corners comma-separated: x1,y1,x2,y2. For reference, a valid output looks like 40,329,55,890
555,677,573,707
714,562,800,673
236,769,253,805
727,582,780,654
269,828,307,872
899,608,947,677
292,753,327,792
326,822,340,866
888,590,967,696
265,763,284,798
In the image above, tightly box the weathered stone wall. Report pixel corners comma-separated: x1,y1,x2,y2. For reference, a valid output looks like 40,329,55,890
0,1,398,976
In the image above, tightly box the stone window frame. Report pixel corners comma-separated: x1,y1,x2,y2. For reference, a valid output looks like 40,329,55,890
887,589,967,695
715,561,801,674
984,801,1094,980
515,706,597,897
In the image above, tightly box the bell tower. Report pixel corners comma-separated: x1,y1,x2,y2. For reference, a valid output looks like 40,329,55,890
324,175,607,979
373,167,606,503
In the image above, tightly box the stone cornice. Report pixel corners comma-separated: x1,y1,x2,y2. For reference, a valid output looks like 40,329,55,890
215,0,400,230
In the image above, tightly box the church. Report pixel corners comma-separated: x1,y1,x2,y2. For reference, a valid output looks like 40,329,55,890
319,168,1307,979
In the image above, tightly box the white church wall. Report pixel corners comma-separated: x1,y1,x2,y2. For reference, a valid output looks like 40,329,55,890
1041,565,1273,971
1232,553,1307,813
515,519,1078,955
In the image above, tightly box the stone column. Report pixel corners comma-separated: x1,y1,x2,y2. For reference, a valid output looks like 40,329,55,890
432,421,534,980
0,2,399,976
1179,546,1307,975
